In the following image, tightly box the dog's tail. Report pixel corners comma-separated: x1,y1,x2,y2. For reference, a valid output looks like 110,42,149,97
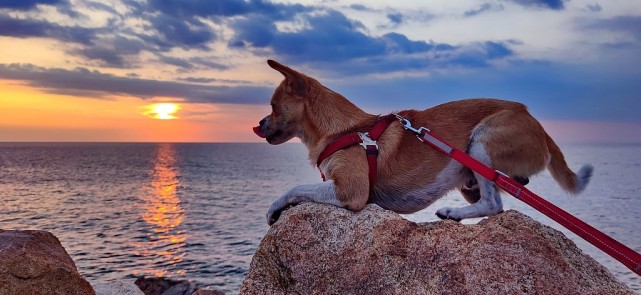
546,133,593,194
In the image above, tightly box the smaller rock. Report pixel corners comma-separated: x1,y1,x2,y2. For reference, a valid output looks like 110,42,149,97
92,281,144,295
0,230,95,295
134,276,224,295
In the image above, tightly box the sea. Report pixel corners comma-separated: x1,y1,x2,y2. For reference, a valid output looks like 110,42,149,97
0,142,639,294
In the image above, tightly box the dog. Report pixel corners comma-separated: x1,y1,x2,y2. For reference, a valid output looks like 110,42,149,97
254,60,593,225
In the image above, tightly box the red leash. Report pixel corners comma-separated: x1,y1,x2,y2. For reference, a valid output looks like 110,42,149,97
394,114,641,276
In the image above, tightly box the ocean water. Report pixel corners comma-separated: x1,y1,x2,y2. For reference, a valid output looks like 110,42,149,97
0,142,639,293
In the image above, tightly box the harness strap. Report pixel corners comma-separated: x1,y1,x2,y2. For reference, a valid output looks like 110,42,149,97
316,114,396,188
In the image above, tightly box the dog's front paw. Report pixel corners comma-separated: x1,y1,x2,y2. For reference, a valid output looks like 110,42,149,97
266,206,282,226
266,202,293,226
435,207,462,222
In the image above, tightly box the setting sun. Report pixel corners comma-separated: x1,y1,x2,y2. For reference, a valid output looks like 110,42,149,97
145,103,180,120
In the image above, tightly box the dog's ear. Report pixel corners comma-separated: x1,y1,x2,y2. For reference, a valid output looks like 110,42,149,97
267,60,308,97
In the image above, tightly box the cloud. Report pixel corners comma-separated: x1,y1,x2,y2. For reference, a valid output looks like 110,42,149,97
158,55,195,69
507,0,564,10
138,0,308,21
232,9,515,76
0,13,96,45
0,1,519,78
349,4,371,12
387,13,403,25
145,13,216,50
0,63,271,104
586,4,602,12
590,15,641,41
0,0,80,18
71,36,149,68
177,77,249,84
156,55,230,71
0,0,64,10
464,3,504,17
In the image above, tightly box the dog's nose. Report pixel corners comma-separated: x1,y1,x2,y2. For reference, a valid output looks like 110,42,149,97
253,117,268,138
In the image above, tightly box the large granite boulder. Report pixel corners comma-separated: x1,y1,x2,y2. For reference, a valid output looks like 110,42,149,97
240,203,633,294
0,230,95,295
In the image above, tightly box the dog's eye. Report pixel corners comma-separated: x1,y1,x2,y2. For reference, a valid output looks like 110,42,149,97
270,103,276,111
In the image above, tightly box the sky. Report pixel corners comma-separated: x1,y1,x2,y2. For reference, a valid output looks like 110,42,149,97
0,0,640,143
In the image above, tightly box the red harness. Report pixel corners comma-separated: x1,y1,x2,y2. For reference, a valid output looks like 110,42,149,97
316,114,397,188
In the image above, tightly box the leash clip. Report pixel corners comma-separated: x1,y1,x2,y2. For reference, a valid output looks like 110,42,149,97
394,114,430,139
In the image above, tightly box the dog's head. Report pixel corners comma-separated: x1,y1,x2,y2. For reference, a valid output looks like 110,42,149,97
253,60,311,144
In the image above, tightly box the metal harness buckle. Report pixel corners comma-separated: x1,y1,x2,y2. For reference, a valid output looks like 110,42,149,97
357,132,377,149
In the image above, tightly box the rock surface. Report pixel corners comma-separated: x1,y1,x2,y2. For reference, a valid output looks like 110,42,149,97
135,276,225,295
92,281,144,295
0,230,95,295
240,203,634,295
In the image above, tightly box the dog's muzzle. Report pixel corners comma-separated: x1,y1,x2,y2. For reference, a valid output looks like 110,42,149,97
253,117,268,138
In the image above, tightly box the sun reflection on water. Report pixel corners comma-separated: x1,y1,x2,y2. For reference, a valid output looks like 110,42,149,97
134,143,187,278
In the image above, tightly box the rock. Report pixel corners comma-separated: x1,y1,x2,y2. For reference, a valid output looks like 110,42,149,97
240,203,634,295
0,230,95,295
134,276,224,295
92,281,144,295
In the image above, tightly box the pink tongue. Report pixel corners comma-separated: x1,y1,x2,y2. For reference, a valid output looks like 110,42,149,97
253,126,266,138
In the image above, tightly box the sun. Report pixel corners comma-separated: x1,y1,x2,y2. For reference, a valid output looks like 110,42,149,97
145,103,180,120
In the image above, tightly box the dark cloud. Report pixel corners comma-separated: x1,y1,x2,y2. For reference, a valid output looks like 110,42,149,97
484,41,514,59
232,10,400,62
177,77,249,84
507,0,565,10
71,36,148,68
144,0,308,20
189,57,229,70
75,47,128,68
0,0,80,17
387,13,403,25
116,0,308,64
146,14,215,50
158,55,194,69
0,1,517,79
586,4,602,12
349,4,370,11
85,1,121,16
156,55,230,71
0,13,96,44
0,63,271,104
122,0,309,54
464,3,504,17
0,0,63,10
590,16,641,41
232,9,513,76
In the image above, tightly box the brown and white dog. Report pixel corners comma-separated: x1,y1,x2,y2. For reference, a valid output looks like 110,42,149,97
254,60,593,225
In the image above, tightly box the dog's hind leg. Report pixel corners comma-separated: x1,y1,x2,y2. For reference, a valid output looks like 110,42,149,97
436,118,506,220
437,109,549,220
436,141,503,220
459,169,481,204
459,171,528,205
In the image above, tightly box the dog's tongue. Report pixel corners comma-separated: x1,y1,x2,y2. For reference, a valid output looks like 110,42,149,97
253,126,266,138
